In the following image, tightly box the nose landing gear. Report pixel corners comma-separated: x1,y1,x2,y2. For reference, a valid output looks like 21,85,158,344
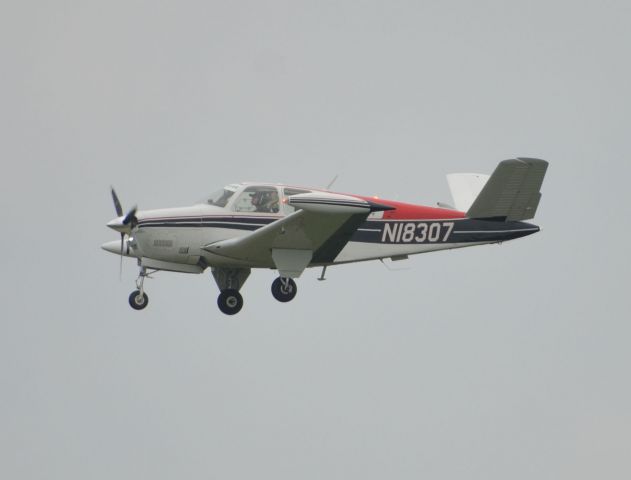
271,277,297,302
128,266,150,310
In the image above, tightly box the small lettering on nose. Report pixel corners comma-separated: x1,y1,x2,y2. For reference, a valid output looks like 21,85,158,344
153,239,173,248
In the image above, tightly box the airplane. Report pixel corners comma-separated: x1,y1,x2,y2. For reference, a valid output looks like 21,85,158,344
102,158,548,315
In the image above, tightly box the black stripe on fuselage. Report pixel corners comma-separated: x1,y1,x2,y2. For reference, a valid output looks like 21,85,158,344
351,218,539,244
137,216,278,231
136,216,538,244
291,199,368,207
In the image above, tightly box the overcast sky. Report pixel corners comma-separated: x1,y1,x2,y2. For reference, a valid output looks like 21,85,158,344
1,1,630,479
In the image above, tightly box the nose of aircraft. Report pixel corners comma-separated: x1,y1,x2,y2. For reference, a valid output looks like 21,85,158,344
101,240,121,254
107,217,126,232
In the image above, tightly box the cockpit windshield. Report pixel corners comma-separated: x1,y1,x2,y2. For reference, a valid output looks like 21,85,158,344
204,185,238,207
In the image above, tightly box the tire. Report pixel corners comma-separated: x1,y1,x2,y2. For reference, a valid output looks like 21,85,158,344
217,289,243,315
271,277,297,303
129,290,149,310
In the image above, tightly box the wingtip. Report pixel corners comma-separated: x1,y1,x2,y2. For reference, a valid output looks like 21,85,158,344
367,201,396,212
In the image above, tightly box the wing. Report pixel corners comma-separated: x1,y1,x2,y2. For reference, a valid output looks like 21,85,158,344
203,193,393,277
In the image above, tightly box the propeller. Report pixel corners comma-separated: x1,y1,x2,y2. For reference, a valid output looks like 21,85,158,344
122,205,138,228
110,187,138,278
111,187,123,217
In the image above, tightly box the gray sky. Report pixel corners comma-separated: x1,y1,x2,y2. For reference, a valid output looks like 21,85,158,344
2,1,630,478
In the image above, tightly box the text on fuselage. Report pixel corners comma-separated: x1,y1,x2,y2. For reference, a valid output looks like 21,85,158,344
381,222,454,243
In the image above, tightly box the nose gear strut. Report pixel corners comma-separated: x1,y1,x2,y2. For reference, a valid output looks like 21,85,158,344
128,266,153,310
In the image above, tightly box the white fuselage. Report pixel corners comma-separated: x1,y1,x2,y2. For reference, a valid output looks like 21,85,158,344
113,206,488,271
103,183,539,274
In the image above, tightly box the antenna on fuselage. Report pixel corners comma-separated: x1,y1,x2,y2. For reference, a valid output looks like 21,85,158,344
379,257,410,272
325,174,339,191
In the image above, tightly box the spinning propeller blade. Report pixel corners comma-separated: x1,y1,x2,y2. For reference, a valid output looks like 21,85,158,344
110,187,137,279
119,232,125,279
111,187,123,217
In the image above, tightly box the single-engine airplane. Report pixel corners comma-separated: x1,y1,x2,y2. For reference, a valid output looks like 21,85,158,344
102,158,548,315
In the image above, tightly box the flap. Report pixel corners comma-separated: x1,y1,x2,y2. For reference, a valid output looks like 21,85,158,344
272,249,313,278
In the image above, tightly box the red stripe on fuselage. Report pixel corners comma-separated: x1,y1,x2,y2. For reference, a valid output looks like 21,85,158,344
353,195,465,220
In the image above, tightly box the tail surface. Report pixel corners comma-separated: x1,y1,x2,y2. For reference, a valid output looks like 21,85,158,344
446,173,490,211
465,158,548,221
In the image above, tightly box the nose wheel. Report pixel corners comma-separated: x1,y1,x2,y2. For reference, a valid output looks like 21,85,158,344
271,277,297,302
129,290,149,310
217,289,243,315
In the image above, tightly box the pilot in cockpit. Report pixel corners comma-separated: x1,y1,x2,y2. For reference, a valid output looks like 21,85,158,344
251,190,279,213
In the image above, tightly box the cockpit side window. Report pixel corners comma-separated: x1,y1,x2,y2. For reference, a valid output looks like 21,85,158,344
234,186,280,213
206,188,236,207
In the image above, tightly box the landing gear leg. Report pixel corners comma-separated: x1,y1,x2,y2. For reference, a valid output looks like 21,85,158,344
211,268,250,315
271,276,297,302
129,266,149,310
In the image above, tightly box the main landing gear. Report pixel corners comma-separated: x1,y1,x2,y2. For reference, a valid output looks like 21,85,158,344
217,289,243,315
211,268,250,315
211,268,299,315
271,277,297,302
128,266,150,310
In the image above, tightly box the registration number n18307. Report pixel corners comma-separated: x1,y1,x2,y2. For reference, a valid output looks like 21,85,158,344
381,222,455,243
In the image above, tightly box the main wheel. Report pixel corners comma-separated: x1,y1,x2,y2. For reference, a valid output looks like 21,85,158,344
271,277,297,303
129,290,149,310
217,289,243,315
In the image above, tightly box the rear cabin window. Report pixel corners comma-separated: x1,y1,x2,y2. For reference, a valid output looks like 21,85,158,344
282,188,312,213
